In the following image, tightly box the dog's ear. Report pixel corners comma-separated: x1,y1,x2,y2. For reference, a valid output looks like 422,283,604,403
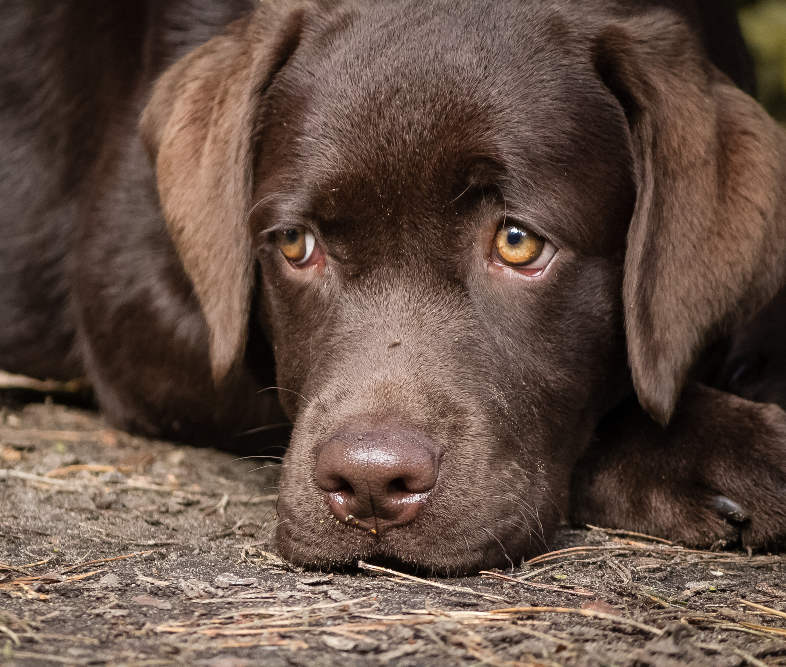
140,5,305,382
594,11,786,424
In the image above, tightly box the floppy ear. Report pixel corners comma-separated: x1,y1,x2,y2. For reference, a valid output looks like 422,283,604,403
140,5,305,382
594,12,786,424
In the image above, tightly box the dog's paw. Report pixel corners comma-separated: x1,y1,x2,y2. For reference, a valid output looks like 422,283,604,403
704,495,776,551
572,468,786,551
699,459,786,551
572,469,786,551
571,385,786,551
660,486,785,552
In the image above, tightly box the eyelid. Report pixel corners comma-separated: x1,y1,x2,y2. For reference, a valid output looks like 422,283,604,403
260,221,323,254
498,213,551,239
262,221,311,238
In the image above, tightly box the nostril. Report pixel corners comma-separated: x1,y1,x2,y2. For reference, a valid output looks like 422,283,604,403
386,476,433,501
317,471,354,495
387,477,408,495
334,479,354,495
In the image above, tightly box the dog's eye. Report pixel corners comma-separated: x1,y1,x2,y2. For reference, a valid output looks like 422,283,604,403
277,227,316,266
493,222,555,272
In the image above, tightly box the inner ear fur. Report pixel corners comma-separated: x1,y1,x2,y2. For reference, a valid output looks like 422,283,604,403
594,11,786,425
140,3,306,382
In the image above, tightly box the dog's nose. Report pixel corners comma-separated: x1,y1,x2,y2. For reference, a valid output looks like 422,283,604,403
315,428,440,534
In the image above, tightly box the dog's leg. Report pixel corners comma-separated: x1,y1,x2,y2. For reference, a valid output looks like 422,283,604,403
571,384,786,550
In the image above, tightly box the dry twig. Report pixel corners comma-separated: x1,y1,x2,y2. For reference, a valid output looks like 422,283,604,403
738,598,786,621
357,560,508,602
585,525,674,545
479,570,595,597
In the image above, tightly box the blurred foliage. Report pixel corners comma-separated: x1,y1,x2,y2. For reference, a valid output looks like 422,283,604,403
737,0,786,120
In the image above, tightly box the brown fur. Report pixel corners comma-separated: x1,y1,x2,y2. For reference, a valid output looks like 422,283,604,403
1,0,784,574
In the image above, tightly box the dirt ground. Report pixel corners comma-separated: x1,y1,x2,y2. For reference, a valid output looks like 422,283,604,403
1,390,785,666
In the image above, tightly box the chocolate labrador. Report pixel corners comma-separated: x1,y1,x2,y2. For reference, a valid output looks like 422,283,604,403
1,0,784,574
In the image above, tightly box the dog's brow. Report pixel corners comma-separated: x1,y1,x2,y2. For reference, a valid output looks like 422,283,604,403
246,193,289,221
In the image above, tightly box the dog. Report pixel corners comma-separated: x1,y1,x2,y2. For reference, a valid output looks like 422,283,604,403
1,0,784,574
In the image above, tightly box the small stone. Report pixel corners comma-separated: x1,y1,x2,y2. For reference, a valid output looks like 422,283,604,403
179,579,216,598
321,635,359,651
327,589,349,602
97,573,120,588
581,599,617,615
131,594,172,610
93,493,117,510
99,471,127,484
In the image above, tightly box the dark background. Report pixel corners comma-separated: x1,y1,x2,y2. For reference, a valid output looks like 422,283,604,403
737,0,786,120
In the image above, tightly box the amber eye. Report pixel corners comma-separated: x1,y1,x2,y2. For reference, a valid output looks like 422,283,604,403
277,227,316,265
494,223,547,266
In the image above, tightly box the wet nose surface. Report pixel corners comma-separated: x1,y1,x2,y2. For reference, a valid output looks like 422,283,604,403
315,428,440,534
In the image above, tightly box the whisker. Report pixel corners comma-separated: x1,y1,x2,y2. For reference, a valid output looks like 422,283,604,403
247,465,282,474
450,181,473,204
246,192,286,222
235,422,291,437
248,485,282,494
481,527,514,571
233,455,285,462
257,385,313,406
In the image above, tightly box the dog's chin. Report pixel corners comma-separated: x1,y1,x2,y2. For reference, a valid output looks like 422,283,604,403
274,513,550,576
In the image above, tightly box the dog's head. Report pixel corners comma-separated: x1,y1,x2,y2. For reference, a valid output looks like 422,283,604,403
141,0,786,573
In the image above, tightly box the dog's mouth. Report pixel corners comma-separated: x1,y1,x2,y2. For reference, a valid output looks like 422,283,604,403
274,506,542,576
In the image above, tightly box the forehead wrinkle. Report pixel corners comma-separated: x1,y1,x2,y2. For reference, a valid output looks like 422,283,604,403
289,11,525,191
292,72,519,223
289,22,608,193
